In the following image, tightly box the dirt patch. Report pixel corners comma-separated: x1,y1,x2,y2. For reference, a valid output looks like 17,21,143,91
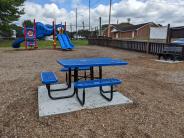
0,46,184,137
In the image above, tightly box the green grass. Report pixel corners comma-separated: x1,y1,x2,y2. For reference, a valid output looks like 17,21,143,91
0,39,88,48
71,39,88,46
0,40,14,48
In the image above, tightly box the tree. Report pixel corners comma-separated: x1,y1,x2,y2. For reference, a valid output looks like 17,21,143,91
22,20,33,27
78,30,90,38
0,0,25,37
11,24,23,37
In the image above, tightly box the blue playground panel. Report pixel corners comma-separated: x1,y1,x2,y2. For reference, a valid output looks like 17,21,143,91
26,42,35,46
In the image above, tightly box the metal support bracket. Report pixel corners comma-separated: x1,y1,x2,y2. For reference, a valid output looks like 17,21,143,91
100,85,114,101
46,84,75,100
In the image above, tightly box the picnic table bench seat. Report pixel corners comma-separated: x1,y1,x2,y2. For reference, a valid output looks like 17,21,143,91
60,66,90,72
41,71,58,85
40,71,75,100
74,78,122,105
74,78,122,89
60,66,91,83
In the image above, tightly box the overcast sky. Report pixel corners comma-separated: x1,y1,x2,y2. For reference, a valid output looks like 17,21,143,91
16,0,184,30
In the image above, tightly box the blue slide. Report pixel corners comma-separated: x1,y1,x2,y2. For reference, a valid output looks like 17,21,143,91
12,22,74,50
12,38,25,48
57,33,74,50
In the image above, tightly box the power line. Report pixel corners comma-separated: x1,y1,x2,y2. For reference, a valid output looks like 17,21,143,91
66,25,89,27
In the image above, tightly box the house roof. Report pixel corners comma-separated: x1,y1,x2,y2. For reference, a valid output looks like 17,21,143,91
112,23,133,31
171,26,184,30
102,23,132,33
110,22,160,32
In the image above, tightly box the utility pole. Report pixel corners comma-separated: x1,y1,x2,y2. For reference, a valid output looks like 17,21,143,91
108,0,112,37
70,24,72,32
89,0,90,32
91,27,93,37
76,8,78,39
99,17,102,36
96,26,98,37
166,24,171,44
82,21,85,30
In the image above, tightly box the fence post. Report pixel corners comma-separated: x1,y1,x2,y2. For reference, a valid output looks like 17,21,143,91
182,47,184,57
146,41,150,54
166,24,171,44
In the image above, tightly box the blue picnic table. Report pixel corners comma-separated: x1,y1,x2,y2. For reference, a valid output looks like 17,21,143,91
57,57,128,86
57,57,128,68
56,57,128,105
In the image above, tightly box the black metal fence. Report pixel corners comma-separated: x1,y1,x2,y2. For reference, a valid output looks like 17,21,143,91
88,38,169,55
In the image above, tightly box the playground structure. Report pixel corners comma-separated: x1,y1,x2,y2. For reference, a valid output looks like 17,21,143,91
12,19,74,50
24,19,37,49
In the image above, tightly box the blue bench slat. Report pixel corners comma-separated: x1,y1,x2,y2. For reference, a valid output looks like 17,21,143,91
60,66,90,72
74,78,122,89
41,71,58,85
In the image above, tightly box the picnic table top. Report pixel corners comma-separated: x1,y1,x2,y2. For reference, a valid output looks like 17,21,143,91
57,57,128,68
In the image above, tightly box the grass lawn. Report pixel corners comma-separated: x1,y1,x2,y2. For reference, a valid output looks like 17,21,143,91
0,39,88,48
71,39,88,46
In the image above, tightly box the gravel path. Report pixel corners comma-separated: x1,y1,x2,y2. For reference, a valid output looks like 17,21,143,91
0,46,184,137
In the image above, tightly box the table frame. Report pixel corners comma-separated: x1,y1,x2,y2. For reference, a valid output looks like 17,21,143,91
74,66,115,105
53,58,127,101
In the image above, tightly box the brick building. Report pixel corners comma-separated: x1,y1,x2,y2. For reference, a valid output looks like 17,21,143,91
170,26,184,41
103,22,160,41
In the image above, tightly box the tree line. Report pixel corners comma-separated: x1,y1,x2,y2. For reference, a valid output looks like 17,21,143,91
0,0,25,37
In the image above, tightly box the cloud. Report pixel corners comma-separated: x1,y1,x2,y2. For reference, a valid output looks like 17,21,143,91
43,3,67,18
17,2,69,25
51,0,65,2
17,0,184,30
71,0,83,8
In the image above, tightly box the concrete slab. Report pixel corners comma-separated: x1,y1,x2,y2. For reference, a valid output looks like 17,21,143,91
155,59,183,64
38,84,133,117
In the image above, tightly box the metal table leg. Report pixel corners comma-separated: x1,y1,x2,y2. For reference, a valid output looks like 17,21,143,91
51,68,72,91
99,66,103,92
74,67,86,106
90,67,94,80
68,68,72,88
46,68,75,100
99,66,116,93
100,85,113,101
74,67,79,97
